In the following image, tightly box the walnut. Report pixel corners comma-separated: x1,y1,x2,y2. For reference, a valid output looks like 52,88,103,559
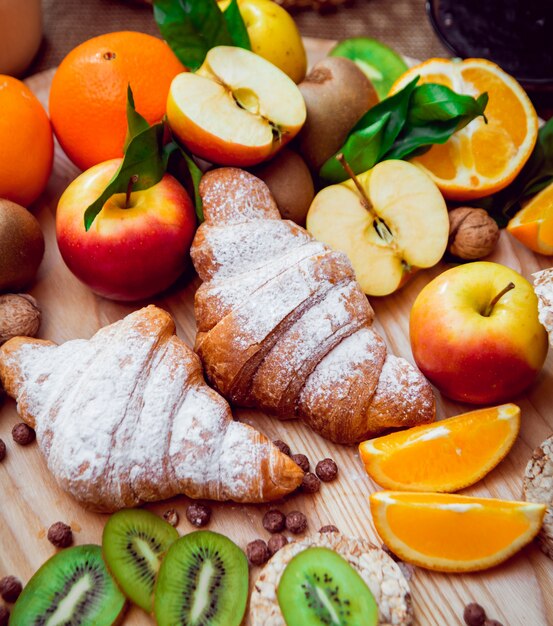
0,294,41,345
448,208,499,260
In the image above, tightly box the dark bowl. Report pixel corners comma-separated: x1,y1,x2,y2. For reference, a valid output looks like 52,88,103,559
426,0,553,90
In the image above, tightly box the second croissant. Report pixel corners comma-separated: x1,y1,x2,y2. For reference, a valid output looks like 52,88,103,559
191,168,435,444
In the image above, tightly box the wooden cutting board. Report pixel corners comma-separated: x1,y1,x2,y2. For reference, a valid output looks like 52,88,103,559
1,37,552,626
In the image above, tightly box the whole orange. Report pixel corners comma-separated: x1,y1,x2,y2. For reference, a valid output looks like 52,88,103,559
0,75,54,206
49,31,186,171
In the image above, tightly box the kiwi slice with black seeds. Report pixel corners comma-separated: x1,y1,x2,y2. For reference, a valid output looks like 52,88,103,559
154,530,248,626
9,544,126,626
102,508,179,613
277,547,378,626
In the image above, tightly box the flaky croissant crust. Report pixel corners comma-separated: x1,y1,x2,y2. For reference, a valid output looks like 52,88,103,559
0,306,302,512
191,168,435,444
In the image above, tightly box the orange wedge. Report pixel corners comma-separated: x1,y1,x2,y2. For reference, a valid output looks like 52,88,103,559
359,404,520,492
370,491,545,572
507,181,553,255
390,58,538,201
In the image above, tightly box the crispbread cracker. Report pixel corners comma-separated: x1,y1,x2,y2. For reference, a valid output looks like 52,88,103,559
523,435,553,560
250,531,413,625
533,268,553,343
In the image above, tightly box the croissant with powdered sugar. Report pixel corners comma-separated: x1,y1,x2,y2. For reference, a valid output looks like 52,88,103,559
190,168,436,444
0,306,303,511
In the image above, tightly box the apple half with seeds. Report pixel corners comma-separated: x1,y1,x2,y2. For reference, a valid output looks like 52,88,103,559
306,159,449,296
166,46,306,167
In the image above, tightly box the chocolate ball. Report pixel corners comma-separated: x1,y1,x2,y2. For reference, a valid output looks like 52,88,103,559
246,539,270,566
315,458,338,482
319,525,339,533
263,509,286,533
11,423,35,446
463,603,486,626
268,534,288,556
272,439,291,456
0,576,22,603
47,522,73,548
285,510,307,534
301,472,320,493
186,503,211,527
291,453,310,473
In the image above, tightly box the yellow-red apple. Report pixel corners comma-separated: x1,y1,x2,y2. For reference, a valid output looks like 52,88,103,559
166,46,306,167
306,160,449,296
410,262,548,404
56,158,196,301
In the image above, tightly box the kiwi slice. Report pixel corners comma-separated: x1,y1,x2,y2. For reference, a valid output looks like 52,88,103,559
154,530,248,626
102,508,179,613
330,37,408,99
10,544,126,625
277,547,378,626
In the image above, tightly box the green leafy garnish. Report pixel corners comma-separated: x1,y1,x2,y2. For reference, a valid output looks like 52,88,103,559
165,140,204,222
223,0,250,51
479,118,553,227
123,85,150,151
84,87,204,230
320,77,488,183
83,122,166,231
153,0,251,72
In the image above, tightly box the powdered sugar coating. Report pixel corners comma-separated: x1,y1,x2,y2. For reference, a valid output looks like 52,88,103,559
191,168,435,443
0,306,303,511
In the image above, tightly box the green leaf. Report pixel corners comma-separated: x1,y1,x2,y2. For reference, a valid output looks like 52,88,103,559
320,75,488,181
223,0,251,50
153,0,249,72
319,76,418,182
123,85,150,151
84,123,166,231
182,151,204,222
352,76,419,158
407,84,488,127
386,86,487,161
320,115,390,182
165,140,204,222
383,117,462,161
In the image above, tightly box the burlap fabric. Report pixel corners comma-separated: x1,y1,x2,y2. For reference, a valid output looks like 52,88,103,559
27,0,448,75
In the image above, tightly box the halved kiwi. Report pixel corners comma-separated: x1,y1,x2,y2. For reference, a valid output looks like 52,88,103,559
154,530,249,626
277,547,378,626
330,37,408,99
9,544,126,625
102,508,179,613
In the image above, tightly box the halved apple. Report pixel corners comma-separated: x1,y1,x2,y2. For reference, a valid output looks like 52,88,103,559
166,46,306,167
306,160,449,296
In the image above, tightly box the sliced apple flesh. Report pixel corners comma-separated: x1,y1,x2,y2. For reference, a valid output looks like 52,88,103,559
306,160,449,296
166,46,306,167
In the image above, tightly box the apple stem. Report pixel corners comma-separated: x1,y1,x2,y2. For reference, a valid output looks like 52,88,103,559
125,175,139,210
483,282,515,317
336,153,394,245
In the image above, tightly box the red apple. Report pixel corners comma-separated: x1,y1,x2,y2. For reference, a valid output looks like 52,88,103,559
410,262,548,404
56,158,196,301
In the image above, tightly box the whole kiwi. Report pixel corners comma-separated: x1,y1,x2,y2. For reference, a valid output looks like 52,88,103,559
0,199,44,292
298,57,379,172
252,149,315,226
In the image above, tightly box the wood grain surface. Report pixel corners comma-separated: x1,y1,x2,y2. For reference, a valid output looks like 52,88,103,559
1,38,552,626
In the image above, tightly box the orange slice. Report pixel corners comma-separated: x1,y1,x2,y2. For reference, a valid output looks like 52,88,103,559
370,491,545,572
507,181,553,255
390,58,538,201
359,404,520,492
